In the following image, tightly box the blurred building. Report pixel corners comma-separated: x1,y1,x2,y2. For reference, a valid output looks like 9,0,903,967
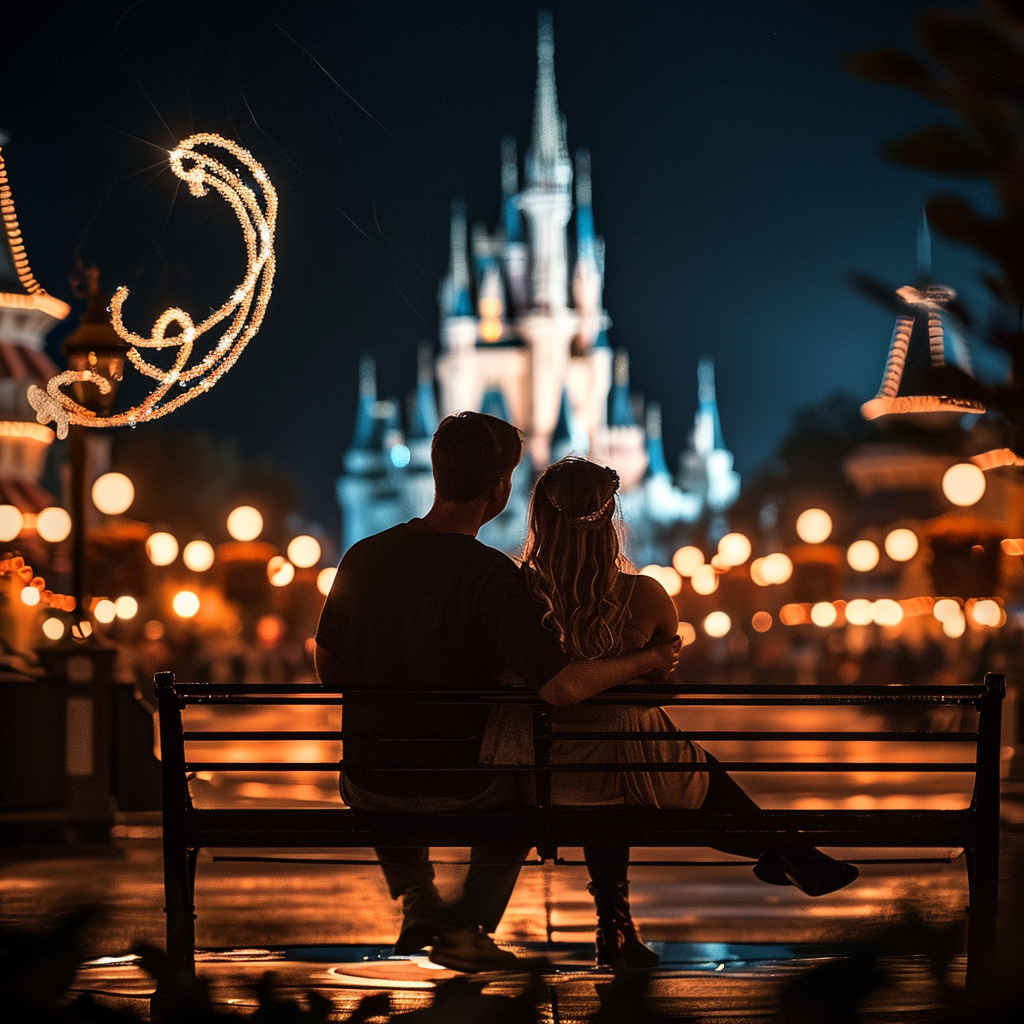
337,12,739,558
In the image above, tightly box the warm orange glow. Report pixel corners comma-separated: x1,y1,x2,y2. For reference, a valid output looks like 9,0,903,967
900,596,934,618
1001,538,1024,556
872,599,903,627
690,564,719,595
749,557,768,586
0,421,56,443
94,599,116,624
942,463,986,506
146,532,179,566
20,585,40,606
846,539,880,572
760,552,793,585
256,613,286,646
267,555,295,587
144,619,165,640
316,566,337,596
971,599,1002,627
42,617,64,640
172,590,200,618
796,508,832,544
779,603,808,626
703,611,731,637
810,602,837,627
287,534,322,568
672,546,704,577
933,598,961,623
0,504,23,542
478,318,503,342
227,505,263,541
91,472,134,515
115,595,138,620
36,507,71,543
717,532,751,567
943,613,966,638
884,528,919,561
183,540,215,572
677,621,697,646
640,564,683,596
751,611,772,632
845,599,873,626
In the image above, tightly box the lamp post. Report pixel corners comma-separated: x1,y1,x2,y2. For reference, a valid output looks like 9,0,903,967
60,265,129,617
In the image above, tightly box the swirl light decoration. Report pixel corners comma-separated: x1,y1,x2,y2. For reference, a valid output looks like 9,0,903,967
27,133,276,439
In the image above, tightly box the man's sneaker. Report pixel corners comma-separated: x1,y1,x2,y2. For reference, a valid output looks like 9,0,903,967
753,847,859,897
428,926,521,972
393,884,444,955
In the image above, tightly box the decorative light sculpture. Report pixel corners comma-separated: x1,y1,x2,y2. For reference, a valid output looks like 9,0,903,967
27,134,277,439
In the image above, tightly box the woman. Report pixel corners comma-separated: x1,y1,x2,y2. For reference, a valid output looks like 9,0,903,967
483,457,857,970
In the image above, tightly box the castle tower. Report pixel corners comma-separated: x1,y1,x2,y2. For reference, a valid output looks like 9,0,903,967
592,350,648,490
0,145,67,508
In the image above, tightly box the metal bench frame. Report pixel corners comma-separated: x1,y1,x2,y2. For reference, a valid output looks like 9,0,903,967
155,670,1004,989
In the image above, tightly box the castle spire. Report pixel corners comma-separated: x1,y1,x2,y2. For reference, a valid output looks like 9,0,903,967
575,148,595,261
501,137,522,242
526,10,571,188
350,355,377,450
694,356,726,454
645,402,670,478
406,342,439,440
445,200,472,317
608,350,636,427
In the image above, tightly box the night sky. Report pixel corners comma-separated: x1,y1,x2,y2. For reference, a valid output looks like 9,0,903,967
2,0,996,531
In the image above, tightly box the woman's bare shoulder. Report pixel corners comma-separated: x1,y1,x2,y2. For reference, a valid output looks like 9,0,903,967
617,572,677,638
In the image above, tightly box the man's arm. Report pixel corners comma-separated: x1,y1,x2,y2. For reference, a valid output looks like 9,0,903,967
315,643,343,689
539,636,681,706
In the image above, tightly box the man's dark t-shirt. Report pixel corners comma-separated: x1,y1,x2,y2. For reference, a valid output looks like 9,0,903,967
315,523,568,798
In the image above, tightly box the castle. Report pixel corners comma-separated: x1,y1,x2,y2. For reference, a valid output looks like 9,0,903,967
337,12,739,563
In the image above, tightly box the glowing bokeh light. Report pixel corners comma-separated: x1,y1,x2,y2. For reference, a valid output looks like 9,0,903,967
182,540,215,572
795,508,832,544
0,504,24,541
316,566,337,596
267,555,295,587
36,507,71,543
847,539,880,572
172,590,200,618
845,599,873,626
671,546,704,577
751,611,773,632
810,601,838,627
749,558,768,586
884,528,919,562
115,595,138,620
872,599,904,627
144,619,165,640
941,463,986,506
91,472,134,515
971,599,1002,627
1001,538,1024,556
760,552,793,584
933,598,961,623
146,532,178,566
227,505,263,541
716,533,751,567
20,585,40,606
690,564,719,595
703,611,731,637
287,535,322,568
943,614,966,638
640,564,683,596
256,613,286,646
42,617,64,640
94,599,116,624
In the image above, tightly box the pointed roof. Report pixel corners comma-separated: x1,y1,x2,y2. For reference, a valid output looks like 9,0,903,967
608,350,636,427
0,148,69,321
694,356,727,452
575,149,595,261
526,11,571,188
446,200,473,317
480,387,511,422
350,355,378,450
406,343,439,440
501,137,523,243
645,402,670,478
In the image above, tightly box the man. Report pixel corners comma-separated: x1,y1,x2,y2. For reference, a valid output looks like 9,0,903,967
315,412,679,971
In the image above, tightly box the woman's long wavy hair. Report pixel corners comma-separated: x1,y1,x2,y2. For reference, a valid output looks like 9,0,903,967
521,457,635,659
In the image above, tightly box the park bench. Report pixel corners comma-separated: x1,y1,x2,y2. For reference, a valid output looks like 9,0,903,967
155,670,1004,989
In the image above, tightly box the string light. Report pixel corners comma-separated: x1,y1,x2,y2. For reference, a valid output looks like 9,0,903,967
0,504,23,542
26,134,277,439
0,556,75,611
316,566,337,596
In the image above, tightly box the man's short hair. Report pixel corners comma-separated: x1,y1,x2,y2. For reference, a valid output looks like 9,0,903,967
431,412,524,503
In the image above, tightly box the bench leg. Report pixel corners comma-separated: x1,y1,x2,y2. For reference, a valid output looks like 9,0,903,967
965,842,998,993
163,845,197,981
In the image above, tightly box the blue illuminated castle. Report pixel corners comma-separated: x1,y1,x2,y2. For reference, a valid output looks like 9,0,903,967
337,13,739,562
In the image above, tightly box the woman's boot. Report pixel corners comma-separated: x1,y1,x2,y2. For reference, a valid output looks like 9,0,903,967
587,880,660,970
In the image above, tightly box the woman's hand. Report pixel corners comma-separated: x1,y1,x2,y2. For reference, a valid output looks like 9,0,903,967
643,635,682,681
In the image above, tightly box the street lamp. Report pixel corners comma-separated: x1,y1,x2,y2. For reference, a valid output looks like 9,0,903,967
61,266,130,615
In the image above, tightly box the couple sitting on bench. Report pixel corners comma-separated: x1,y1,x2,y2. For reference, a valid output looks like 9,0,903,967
314,412,858,973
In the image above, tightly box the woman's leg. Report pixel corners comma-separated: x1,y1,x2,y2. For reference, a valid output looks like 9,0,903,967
583,845,660,970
